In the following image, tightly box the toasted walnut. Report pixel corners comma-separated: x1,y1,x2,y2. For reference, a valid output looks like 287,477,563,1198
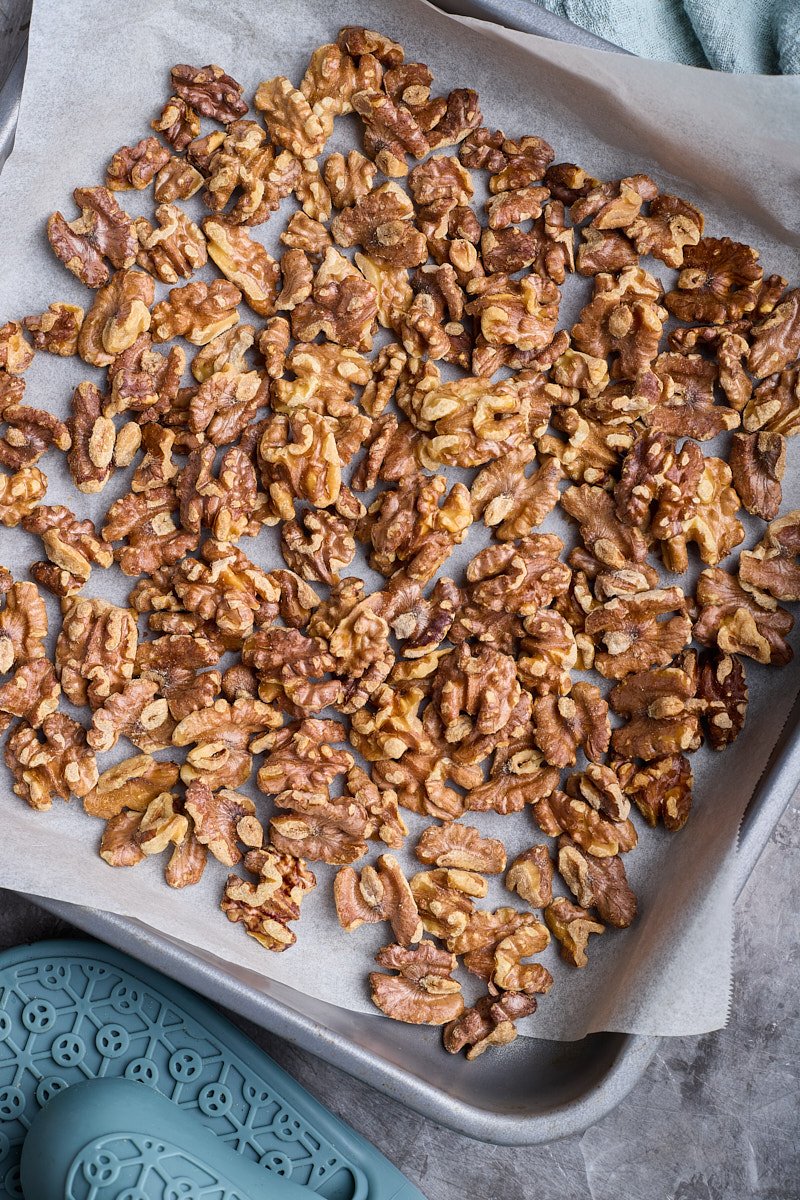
464,535,571,617
77,269,154,367
415,823,506,874
174,696,281,789
539,406,634,488
561,484,649,575
698,651,747,751
47,187,137,288
331,182,427,268
0,401,70,471
467,271,560,352
255,718,351,797
444,992,538,1059
202,217,280,317
744,366,800,435
280,213,332,264
135,204,207,283
350,682,429,762
106,334,184,422
460,719,558,812
335,855,422,944
557,837,636,928
492,924,553,996
22,505,112,596
170,541,281,639
585,588,692,680
626,193,703,267
151,278,241,345
106,137,170,191
431,642,520,748
324,150,378,208
748,289,800,378
0,321,33,375
171,63,247,123
506,846,553,909
740,510,800,602
337,26,403,65
153,156,204,203
23,303,84,356
369,941,464,1025
410,867,489,941
665,237,762,323
534,789,634,858
245,626,340,717
351,89,429,177
0,466,48,526
259,409,343,515
55,597,137,709
222,845,316,952
0,660,60,729
345,763,407,849
151,96,200,151
621,753,694,831
135,631,222,721
572,267,666,379
544,896,604,968
729,431,785,520
608,661,702,760
84,754,180,819
575,227,638,275
567,762,630,822
291,248,378,351
0,581,47,675
300,42,359,114
182,779,262,867
517,609,577,697
651,352,739,441
694,567,793,666
278,509,355,585
360,473,471,582
203,121,301,225
102,486,198,577
255,75,331,158
272,341,371,418
5,713,97,810
532,683,610,768
419,373,544,468
257,317,290,381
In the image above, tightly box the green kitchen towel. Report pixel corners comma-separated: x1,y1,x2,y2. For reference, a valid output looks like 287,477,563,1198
530,0,800,72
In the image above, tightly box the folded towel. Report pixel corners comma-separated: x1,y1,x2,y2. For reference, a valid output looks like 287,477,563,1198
528,0,800,72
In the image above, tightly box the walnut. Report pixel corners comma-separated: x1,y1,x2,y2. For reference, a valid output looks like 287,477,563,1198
419,373,544,468
329,183,423,269
385,576,460,659
23,302,84,356
178,444,260,541
665,237,762,323
571,174,657,228
0,402,71,470
245,626,340,717
182,779,262,867
259,408,343,515
492,924,553,996
608,661,702,760
278,509,355,585
694,566,792,666
345,763,407,849
464,535,571,616
170,62,247,123
415,823,506,874
47,187,137,288
467,271,560,352
627,193,703,267
277,214,330,266
151,96,200,151
334,854,422,945
360,473,471,582
255,76,331,158
0,321,34,375
431,642,519,748
444,992,538,1059
257,317,290,381
173,696,281,789
66,381,117,492
744,366,800,435
621,754,694,831
351,89,429,177
0,467,47,527
369,941,464,1025
532,683,610,768
572,267,666,379
585,588,692,680
203,121,301,225
506,845,553,908
22,504,112,596
170,541,282,638
77,269,154,367
83,754,178,821
651,352,739,441
106,334,184,422
135,630,223,721
291,248,378,351
698,651,747,751
729,431,785,520
566,761,630,822
300,42,360,115
153,157,204,203
0,581,47,675
55,596,137,710
5,713,97,810
372,703,483,820
135,204,207,283
410,866,490,942
255,718,351,798
350,682,429,762
534,788,634,858
101,485,197,577
561,484,649,573
557,837,637,928
151,279,241,345
739,510,800,602
539,406,634,488
199,217,279,318
272,341,371,418
222,845,316,952
106,137,170,190
337,26,403,66
575,227,638,275
101,793,206,888
544,896,604,968
748,289,800,378
517,609,577,697
0,659,60,729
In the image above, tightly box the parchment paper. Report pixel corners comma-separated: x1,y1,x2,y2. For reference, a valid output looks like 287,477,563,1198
0,0,799,1041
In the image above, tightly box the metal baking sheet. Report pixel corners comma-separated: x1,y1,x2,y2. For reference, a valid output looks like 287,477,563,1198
1,0,798,1147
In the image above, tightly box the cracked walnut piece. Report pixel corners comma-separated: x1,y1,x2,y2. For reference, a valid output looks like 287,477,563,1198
369,941,464,1025
334,854,422,945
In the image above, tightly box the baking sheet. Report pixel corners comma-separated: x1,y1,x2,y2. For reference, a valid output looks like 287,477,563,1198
0,0,799,1042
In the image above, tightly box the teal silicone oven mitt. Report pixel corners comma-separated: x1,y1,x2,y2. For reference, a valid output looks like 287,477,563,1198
0,939,426,1200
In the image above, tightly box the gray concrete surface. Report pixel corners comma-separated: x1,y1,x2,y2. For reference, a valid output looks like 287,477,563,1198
2,795,798,1199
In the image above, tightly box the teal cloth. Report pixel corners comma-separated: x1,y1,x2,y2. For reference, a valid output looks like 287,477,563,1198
530,0,800,72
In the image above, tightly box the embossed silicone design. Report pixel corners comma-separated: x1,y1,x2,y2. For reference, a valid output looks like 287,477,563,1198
0,941,426,1200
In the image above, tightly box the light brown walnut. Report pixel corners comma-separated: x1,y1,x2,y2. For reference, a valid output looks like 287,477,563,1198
369,941,464,1025
335,855,422,944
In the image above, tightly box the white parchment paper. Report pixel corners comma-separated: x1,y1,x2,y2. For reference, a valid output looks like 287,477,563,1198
0,0,799,1041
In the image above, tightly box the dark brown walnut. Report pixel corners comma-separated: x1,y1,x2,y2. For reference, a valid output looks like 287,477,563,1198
188,366,267,447
698,651,747,751
153,156,205,203
177,444,260,541
618,753,694,831
506,845,553,908
350,89,429,177
222,845,316,952
84,754,179,819
345,763,407,849
55,596,137,710
585,588,692,680
106,334,184,421
381,61,446,131
151,278,241,345
106,137,170,190
744,366,800,436
415,823,506,873
0,581,47,675
517,609,577,697
561,484,649,573
291,248,378,352
77,269,154,367
608,660,702,761
694,567,793,666
570,174,657,228
183,779,262,867
557,836,637,928
0,659,60,729
268,791,358,862
410,868,488,941
372,708,483,821
173,696,281,790
485,184,548,230
534,790,634,858
331,182,427,268
22,505,112,596
424,88,481,151
369,941,464,1025
432,641,521,751
444,992,538,1059
299,42,361,116
385,576,459,658
739,510,800,602
203,218,280,317
463,724,559,814
538,406,635,489
170,63,248,123
748,289,800,378
337,26,404,66
575,227,638,276
543,162,599,203
480,227,540,274
571,267,666,379
5,712,97,810
359,472,471,582
532,683,611,768
23,303,84,356
280,509,356,585
247,631,338,719
627,193,704,267
0,403,70,470
221,663,258,702
651,448,743,574
464,535,571,617
102,487,198,577
614,431,678,528
544,896,604,968
151,95,200,151
335,855,422,944
135,204,207,284
351,415,423,491
728,431,785,520
47,187,137,288
203,121,301,225
665,237,763,323
463,132,554,192
651,352,739,441
566,762,630,822
466,271,560,353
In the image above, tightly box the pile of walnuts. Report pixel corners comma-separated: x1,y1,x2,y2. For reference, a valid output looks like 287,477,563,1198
2,26,799,1061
